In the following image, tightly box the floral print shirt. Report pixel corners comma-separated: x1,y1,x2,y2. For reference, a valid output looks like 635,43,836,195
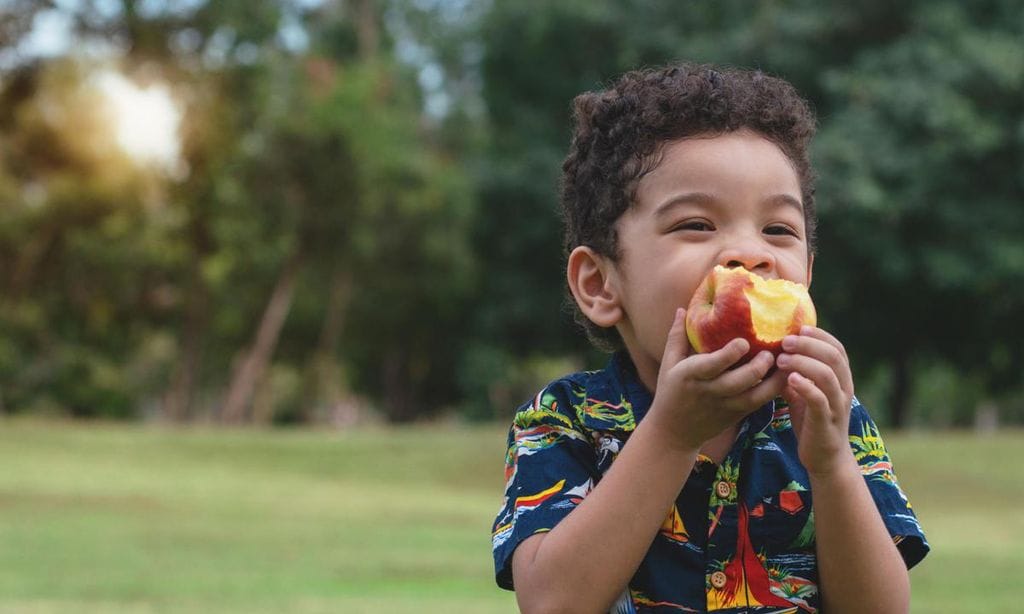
492,352,928,613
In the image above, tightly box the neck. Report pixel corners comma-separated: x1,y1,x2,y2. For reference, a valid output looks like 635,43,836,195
624,347,660,394
701,423,741,464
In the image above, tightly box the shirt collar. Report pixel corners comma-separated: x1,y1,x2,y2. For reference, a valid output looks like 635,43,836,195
738,400,776,442
609,351,653,422
610,350,776,441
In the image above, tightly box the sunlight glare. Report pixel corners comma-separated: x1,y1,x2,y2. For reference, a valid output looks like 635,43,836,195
95,70,183,175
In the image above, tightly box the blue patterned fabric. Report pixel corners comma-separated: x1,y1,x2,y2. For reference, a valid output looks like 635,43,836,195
492,352,928,613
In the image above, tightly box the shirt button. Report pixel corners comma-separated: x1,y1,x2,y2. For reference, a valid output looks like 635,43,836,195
710,571,728,589
715,480,732,499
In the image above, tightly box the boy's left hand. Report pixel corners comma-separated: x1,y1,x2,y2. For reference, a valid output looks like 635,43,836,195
776,326,856,477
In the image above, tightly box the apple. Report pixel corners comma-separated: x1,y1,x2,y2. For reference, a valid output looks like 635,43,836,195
685,265,816,364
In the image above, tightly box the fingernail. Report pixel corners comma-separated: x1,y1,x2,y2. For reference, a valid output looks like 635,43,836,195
800,325,814,335
782,336,798,350
777,354,790,367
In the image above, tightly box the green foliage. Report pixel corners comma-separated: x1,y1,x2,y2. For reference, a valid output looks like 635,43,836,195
0,1,478,422
0,57,177,418
812,0,1024,405
466,0,633,360
0,0,1020,423
457,345,583,421
467,0,1024,424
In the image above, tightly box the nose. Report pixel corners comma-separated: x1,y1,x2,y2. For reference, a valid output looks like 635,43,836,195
718,243,776,276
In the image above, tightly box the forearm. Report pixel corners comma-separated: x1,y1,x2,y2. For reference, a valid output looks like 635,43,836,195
513,417,698,613
810,453,910,614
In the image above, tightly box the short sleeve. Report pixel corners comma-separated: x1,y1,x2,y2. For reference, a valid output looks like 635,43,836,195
492,384,600,590
847,399,930,569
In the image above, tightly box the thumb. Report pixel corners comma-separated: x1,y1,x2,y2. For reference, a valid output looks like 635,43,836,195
661,307,691,369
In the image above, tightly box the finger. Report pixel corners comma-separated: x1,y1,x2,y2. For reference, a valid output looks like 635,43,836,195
686,337,750,380
800,327,853,394
787,394,806,436
781,332,854,396
800,326,849,362
781,334,842,369
780,375,808,436
730,367,788,411
776,352,847,418
708,350,776,397
787,371,831,427
661,308,690,368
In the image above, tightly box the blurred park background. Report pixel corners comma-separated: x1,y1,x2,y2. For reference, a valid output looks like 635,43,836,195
0,0,1022,612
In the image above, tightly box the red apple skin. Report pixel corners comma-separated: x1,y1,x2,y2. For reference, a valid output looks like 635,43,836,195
685,266,815,365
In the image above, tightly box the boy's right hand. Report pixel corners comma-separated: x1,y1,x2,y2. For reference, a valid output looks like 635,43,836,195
647,307,786,452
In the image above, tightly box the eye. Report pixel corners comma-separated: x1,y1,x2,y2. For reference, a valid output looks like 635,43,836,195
764,224,798,237
671,219,715,232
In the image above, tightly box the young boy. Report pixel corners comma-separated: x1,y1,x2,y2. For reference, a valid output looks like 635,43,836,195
491,64,928,613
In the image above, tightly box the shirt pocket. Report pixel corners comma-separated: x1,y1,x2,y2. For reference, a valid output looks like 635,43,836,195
749,488,815,552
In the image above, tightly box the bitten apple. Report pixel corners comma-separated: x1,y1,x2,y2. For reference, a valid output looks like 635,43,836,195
685,265,816,364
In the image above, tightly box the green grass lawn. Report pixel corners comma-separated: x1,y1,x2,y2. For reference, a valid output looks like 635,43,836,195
0,419,1019,613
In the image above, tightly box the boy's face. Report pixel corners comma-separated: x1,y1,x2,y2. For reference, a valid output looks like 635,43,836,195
608,129,813,388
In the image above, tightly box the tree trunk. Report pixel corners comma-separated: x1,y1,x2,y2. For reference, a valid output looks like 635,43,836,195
382,348,416,423
8,226,57,301
319,268,352,358
220,249,304,424
353,0,380,62
162,308,203,422
974,400,999,434
302,267,354,424
162,257,208,422
887,355,911,429
162,205,214,421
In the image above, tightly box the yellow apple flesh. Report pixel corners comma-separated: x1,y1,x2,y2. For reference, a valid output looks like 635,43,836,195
685,265,816,364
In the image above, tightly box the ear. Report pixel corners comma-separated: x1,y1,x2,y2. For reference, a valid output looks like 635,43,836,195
567,246,623,328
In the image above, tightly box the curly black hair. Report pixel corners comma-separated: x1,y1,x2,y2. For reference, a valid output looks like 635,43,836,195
560,63,818,351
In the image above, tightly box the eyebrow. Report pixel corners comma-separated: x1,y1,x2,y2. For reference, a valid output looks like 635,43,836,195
764,193,805,215
652,192,716,218
653,192,804,218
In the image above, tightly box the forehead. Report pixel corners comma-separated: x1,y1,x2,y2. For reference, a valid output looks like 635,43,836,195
633,129,802,212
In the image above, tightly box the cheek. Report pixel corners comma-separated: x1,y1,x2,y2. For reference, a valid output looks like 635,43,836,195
651,281,695,337
677,275,704,311
779,252,812,286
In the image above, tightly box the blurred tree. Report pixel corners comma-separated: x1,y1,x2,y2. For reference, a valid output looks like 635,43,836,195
812,0,1024,426
473,0,623,360
247,0,476,423
0,0,476,423
0,57,174,417
0,0,52,52
1,0,1020,425
469,0,1024,425
54,0,300,422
